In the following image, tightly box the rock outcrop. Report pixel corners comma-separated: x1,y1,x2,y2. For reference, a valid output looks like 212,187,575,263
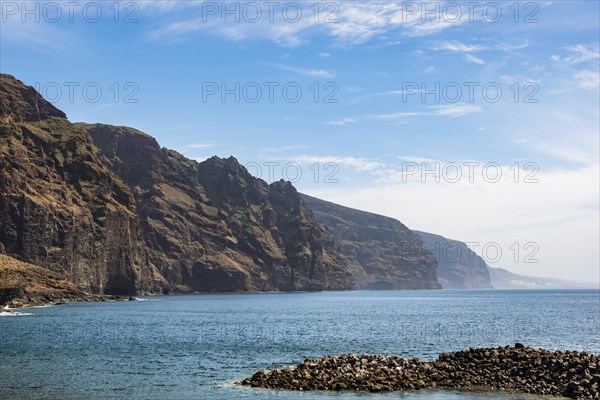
414,231,493,289
242,345,600,398
80,124,353,292
301,195,441,289
0,74,164,294
0,254,133,307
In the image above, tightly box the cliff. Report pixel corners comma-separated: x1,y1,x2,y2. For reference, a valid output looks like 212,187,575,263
80,124,353,292
414,231,493,289
0,73,352,294
0,74,164,294
301,194,441,289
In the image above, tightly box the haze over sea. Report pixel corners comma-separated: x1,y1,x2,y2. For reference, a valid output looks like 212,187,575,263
1,289,599,399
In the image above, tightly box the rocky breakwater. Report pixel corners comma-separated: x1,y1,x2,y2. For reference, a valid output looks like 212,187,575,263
241,345,600,399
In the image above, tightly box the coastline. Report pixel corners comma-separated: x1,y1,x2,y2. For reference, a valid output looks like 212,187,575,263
0,293,137,310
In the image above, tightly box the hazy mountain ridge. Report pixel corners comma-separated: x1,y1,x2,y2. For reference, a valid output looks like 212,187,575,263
415,230,596,289
300,194,593,290
488,266,598,289
301,194,441,289
414,231,493,289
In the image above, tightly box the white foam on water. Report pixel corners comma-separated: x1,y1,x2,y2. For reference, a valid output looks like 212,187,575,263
0,311,33,317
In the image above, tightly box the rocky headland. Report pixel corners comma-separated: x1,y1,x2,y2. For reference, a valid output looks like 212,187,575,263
241,345,600,399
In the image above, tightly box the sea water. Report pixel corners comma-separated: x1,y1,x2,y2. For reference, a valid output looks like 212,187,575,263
1,289,599,399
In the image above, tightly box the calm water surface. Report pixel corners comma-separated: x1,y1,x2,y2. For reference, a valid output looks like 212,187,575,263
1,289,599,399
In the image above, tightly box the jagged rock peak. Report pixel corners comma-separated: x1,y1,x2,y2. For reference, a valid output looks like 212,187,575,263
0,74,66,122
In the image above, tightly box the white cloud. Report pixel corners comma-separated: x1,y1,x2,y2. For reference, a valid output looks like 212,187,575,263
326,117,358,126
497,40,530,52
147,1,465,46
289,155,384,172
270,63,336,78
465,54,486,65
378,104,483,120
575,70,600,89
318,52,332,59
397,156,442,164
434,41,487,53
429,104,483,117
327,104,482,125
551,44,600,65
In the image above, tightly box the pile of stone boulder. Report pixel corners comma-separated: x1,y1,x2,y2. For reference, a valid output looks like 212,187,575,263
241,344,599,399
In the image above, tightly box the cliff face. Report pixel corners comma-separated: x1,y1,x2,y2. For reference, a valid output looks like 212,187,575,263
82,124,353,292
0,74,163,294
301,195,441,289
414,231,492,289
0,74,352,294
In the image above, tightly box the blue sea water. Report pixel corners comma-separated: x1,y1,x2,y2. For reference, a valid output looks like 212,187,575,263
1,289,599,400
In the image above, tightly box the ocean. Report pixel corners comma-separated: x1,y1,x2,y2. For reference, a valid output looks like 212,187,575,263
1,289,599,399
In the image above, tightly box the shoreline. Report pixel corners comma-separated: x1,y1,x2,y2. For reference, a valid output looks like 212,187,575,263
1,293,138,310
240,345,600,399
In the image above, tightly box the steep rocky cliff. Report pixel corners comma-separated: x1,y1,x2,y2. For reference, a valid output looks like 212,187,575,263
81,123,353,292
0,74,164,294
301,195,441,289
0,74,353,294
414,231,493,289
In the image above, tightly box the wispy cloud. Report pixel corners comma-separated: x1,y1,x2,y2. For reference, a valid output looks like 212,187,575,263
497,39,530,52
465,54,486,65
1,18,80,55
434,39,529,58
573,70,600,89
326,117,358,126
289,155,384,172
270,63,336,78
328,104,482,125
397,156,442,164
147,1,466,46
434,41,487,53
551,44,599,65
429,104,483,117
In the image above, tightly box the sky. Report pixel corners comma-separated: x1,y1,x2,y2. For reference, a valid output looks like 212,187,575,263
1,0,599,283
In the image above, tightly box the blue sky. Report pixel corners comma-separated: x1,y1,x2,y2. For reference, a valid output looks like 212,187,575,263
1,1,599,282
